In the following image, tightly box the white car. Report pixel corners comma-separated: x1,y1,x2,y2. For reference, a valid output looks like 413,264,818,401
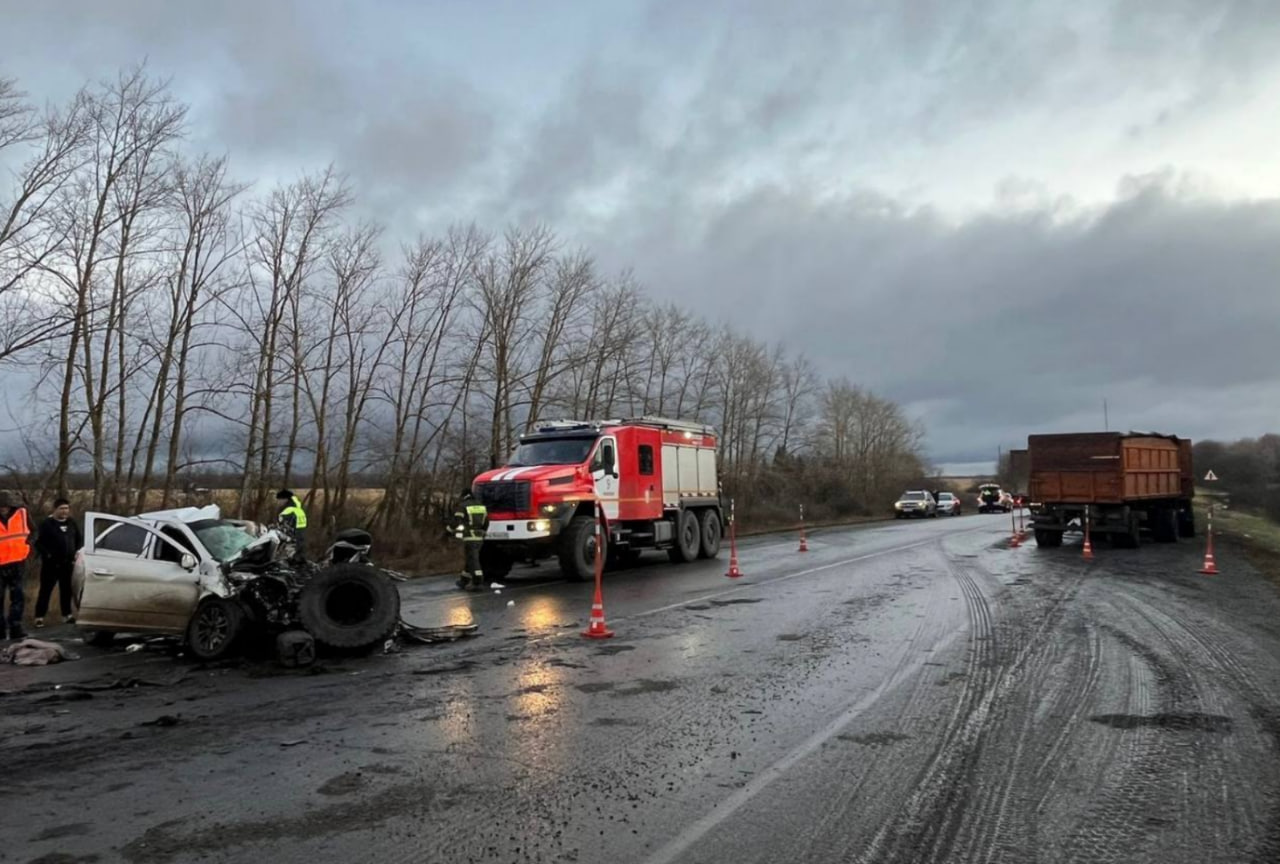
73,505,398,661
936,492,962,516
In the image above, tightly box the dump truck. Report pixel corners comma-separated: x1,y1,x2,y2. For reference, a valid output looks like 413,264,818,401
1027,432,1195,548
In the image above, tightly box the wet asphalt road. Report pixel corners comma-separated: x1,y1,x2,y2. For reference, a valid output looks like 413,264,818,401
5,514,1280,864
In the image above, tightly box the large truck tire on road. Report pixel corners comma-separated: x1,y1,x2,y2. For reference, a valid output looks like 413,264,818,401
1028,432,1195,549
472,417,724,582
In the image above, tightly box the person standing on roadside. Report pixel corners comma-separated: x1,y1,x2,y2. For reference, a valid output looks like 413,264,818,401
0,492,32,640
275,489,309,560
450,489,489,591
34,498,83,628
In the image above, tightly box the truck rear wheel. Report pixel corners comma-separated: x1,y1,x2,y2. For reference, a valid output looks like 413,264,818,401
1178,508,1196,538
1151,508,1179,543
698,509,722,559
559,515,603,582
668,509,701,563
1034,529,1063,548
1115,515,1141,549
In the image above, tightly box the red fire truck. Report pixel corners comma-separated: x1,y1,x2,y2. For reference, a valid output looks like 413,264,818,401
471,417,724,582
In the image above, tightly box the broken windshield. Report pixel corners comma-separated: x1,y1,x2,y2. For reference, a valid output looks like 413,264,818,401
190,519,258,563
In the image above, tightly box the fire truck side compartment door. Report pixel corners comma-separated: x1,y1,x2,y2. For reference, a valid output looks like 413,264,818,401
661,445,680,507
592,436,620,520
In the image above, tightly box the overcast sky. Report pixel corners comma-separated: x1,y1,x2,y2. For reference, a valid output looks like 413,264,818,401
3,0,1278,473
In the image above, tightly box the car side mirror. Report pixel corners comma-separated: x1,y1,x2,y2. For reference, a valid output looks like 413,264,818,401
180,552,197,571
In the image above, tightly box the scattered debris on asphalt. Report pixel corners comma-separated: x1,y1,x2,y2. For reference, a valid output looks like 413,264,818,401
393,621,480,646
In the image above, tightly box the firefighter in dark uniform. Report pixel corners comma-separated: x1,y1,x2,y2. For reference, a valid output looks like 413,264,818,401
451,490,489,591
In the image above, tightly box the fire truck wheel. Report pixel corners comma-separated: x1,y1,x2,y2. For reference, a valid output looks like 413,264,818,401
697,509,722,559
668,509,701,564
559,515,603,582
479,545,513,579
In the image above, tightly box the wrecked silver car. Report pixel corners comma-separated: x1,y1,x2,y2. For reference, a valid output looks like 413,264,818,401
71,505,401,661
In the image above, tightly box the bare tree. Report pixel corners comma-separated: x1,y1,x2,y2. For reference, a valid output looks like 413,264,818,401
522,250,596,429
371,225,489,529
124,155,244,512
233,167,350,518
472,225,555,468
301,220,386,525
0,81,89,362
41,67,186,500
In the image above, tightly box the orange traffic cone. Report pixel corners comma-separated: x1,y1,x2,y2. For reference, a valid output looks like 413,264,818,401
798,504,809,553
582,504,615,638
581,583,614,639
725,498,744,578
1082,508,1094,560
1199,526,1218,575
1009,509,1021,547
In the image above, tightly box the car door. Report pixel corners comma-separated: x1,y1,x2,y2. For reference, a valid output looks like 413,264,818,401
79,513,202,634
591,435,621,521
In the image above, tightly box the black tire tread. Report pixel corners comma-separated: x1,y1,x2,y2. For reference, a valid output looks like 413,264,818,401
297,563,401,649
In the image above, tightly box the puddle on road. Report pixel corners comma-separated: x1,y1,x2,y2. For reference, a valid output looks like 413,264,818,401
776,634,805,642
709,598,764,607
1089,713,1234,733
591,717,644,728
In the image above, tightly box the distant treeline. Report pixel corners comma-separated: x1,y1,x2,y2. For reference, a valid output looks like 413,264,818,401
1192,436,1280,522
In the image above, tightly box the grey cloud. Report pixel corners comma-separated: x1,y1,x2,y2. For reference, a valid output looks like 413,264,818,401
3,0,1279,469
1,1,500,225
584,174,1280,464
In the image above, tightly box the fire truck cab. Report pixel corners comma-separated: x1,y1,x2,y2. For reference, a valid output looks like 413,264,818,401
472,417,724,582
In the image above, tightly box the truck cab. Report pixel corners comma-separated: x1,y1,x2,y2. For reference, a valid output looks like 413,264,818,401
473,417,724,582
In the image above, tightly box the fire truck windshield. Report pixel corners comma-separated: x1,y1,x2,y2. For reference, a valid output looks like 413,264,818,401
508,436,597,467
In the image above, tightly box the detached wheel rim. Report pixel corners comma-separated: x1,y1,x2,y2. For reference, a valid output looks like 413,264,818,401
195,605,231,653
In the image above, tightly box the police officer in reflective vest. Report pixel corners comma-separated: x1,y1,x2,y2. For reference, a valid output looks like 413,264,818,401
0,491,32,640
275,489,309,560
452,490,489,591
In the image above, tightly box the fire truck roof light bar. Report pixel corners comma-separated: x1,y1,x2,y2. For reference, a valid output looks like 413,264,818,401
529,417,718,438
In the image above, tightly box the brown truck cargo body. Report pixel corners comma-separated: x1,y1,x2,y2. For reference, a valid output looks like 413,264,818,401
1029,433,1185,504
1028,432,1195,548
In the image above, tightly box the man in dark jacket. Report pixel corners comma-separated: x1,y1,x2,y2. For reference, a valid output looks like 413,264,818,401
34,498,83,627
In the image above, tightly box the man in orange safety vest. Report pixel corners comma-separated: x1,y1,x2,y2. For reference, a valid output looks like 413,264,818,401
0,491,33,641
